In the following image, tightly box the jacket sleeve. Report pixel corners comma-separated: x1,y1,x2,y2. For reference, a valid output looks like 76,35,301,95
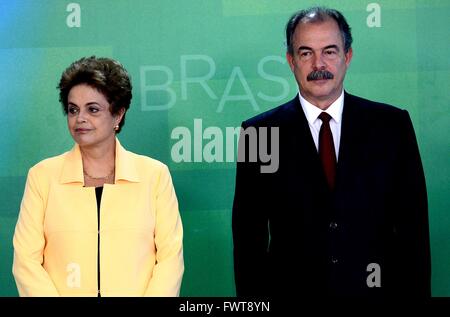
232,122,270,297
144,164,184,296
393,110,431,297
12,167,60,296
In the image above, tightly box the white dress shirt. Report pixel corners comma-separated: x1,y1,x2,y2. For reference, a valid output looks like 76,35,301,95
298,90,344,161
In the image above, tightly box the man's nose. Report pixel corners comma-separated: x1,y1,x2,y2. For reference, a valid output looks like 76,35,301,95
312,53,326,69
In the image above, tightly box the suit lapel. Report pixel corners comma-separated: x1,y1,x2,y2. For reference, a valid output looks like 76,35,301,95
334,92,365,196
284,95,321,167
282,95,328,194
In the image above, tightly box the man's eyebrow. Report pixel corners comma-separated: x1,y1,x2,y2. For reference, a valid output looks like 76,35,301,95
298,44,340,51
323,44,340,51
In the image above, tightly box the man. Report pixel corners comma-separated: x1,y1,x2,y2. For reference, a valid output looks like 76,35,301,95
232,7,430,297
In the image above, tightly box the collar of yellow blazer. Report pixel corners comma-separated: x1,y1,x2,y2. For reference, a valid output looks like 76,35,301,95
59,138,141,184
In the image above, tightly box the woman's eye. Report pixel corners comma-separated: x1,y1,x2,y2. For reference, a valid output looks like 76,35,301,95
89,107,99,113
68,107,78,114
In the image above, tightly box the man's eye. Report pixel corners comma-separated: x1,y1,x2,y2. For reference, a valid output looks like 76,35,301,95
325,50,336,55
300,51,311,57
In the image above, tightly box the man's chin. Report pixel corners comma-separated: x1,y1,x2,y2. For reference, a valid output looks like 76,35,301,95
310,87,334,99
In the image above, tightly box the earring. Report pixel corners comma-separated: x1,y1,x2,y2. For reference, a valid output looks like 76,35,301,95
114,125,119,131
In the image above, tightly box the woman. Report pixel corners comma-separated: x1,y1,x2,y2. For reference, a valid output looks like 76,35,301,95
12,56,184,296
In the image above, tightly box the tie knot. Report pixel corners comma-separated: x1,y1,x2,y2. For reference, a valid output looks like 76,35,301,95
318,112,332,124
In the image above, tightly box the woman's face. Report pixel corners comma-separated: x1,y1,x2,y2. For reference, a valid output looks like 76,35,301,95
67,84,123,148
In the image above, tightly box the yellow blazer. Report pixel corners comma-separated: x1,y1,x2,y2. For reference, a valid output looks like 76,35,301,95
12,138,184,296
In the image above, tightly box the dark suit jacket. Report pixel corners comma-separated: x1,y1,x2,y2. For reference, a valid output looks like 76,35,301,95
232,92,431,297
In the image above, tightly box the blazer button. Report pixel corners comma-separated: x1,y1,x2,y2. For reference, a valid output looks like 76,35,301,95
329,222,338,230
331,257,338,264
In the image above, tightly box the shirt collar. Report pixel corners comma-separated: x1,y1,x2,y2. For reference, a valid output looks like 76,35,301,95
298,90,344,125
60,137,140,184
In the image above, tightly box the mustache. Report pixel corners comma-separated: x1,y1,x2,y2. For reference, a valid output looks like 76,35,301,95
307,70,334,81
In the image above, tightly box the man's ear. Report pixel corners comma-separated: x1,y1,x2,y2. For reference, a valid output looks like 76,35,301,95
286,52,295,72
344,47,353,66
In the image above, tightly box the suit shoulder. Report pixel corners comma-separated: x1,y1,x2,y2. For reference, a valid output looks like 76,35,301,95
346,93,414,136
347,93,407,117
242,97,298,128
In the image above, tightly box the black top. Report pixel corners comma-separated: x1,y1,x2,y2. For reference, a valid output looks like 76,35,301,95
95,186,103,210
95,186,103,297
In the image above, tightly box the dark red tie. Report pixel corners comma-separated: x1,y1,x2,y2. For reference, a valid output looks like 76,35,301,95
318,112,336,190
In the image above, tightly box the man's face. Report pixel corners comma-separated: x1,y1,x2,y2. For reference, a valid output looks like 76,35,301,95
286,18,352,109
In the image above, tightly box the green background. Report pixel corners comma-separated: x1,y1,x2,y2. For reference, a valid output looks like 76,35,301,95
0,0,449,296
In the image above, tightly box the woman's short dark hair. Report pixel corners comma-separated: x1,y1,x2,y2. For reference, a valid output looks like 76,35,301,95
285,7,353,55
58,56,132,133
